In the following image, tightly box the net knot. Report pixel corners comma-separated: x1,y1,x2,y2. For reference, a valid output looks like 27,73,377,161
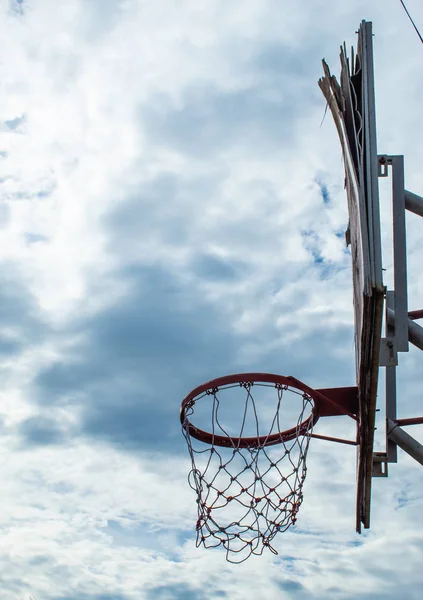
206,387,219,395
240,381,253,389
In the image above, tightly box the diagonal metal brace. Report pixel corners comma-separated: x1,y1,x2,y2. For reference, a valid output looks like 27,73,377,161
405,190,423,218
387,419,423,466
386,308,423,351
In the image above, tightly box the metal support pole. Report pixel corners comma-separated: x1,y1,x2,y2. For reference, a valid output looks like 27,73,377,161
408,319,423,351
386,308,423,352
385,291,397,463
387,419,423,466
395,417,423,427
405,190,423,218
391,156,408,351
408,309,423,320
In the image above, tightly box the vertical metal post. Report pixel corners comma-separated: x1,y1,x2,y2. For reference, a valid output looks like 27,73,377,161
385,291,398,463
391,156,409,352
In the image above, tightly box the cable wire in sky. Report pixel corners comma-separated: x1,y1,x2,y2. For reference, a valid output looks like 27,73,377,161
399,0,423,44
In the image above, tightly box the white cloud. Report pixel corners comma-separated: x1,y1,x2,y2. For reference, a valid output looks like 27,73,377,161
0,0,422,598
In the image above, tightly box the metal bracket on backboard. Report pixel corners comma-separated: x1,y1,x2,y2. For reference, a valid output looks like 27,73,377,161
377,155,390,177
372,452,389,477
379,337,398,367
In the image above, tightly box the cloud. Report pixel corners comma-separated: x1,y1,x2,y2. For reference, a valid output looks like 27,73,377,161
18,415,68,446
147,584,203,600
142,81,305,159
191,253,244,281
0,267,48,362
51,595,130,600
1,0,423,599
8,0,24,16
29,263,241,453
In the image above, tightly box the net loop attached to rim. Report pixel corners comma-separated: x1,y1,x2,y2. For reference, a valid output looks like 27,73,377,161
181,373,319,563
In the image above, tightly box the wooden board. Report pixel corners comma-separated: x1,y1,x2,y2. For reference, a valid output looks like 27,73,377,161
319,21,384,532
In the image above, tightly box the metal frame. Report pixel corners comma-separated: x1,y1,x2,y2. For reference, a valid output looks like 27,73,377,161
374,155,423,471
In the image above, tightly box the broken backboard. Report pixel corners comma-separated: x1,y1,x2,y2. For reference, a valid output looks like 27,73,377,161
319,21,384,532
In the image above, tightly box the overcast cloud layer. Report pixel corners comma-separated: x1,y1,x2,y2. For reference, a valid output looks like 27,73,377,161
1,0,423,599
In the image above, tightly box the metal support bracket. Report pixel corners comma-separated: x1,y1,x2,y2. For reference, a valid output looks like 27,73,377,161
378,156,409,351
387,420,423,466
379,337,398,367
387,308,423,352
372,453,389,477
377,155,389,177
374,154,415,470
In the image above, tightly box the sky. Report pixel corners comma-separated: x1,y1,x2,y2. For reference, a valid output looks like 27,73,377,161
1,0,423,598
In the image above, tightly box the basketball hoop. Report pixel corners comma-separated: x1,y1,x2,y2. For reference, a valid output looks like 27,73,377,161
181,373,336,563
